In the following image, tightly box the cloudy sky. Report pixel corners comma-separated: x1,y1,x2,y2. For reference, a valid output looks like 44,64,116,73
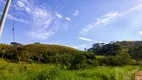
0,0,142,50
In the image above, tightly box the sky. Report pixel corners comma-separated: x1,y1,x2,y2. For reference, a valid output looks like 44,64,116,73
0,0,142,50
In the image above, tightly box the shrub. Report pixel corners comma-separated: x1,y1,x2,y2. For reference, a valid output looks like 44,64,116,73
114,52,132,66
34,68,60,80
87,59,99,67
28,59,35,64
70,51,97,69
70,52,87,69
130,46,142,60
102,52,132,66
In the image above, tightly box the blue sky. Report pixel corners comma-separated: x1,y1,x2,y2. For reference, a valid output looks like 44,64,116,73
0,0,142,50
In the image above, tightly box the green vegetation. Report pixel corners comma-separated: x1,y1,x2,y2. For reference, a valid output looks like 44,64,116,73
0,59,140,80
0,43,79,62
88,41,142,66
0,43,97,70
1,41,142,79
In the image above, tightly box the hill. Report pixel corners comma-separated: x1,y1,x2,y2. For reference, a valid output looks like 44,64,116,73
0,43,96,69
22,44,79,54
114,41,142,48
0,43,81,63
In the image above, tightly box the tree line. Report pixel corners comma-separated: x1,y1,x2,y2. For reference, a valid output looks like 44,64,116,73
1,41,142,69
88,41,142,66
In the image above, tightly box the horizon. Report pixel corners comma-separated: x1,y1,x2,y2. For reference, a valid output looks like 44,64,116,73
1,0,142,50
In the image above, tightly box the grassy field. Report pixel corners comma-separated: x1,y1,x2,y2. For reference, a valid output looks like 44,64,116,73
0,59,141,80
96,55,105,59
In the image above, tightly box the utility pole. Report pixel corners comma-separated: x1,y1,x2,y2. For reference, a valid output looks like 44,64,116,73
0,0,11,37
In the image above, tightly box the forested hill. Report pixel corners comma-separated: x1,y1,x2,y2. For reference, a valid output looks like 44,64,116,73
114,41,142,48
0,43,79,54
0,43,81,62
1,41,142,69
0,43,95,69
88,41,142,58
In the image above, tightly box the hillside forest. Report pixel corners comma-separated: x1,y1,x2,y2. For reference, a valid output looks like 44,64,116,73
0,41,142,80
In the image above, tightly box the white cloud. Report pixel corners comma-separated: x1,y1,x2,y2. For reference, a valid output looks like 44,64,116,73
29,6,55,40
73,10,79,16
15,0,68,40
72,44,87,50
96,12,119,25
25,7,31,13
29,31,55,40
65,17,70,21
79,37,93,42
5,0,69,40
17,1,25,7
16,0,31,14
56,13,63,18
80,12,119,34
125,4,142,13
94,41,108,44
0,11,29,23
80,4,142,34
79,37,108,44
7,14,29,23
15,0,56,40
139,31,142,35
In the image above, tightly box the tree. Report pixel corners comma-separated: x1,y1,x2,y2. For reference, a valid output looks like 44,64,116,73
88,43,105,53
100,44,121,56
130,46,142,60
0,44,10,59
70,53,87,69
114,51,132,66
103,49,132,66
88,43,121,56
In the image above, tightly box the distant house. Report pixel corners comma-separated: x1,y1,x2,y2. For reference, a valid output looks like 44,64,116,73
11,42,22,46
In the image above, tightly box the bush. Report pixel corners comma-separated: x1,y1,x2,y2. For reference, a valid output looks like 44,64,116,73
70,52,87,69
102,52,132,66
87,59,99,67
114,52,132,66
70,52,97,69
28,59,35,64
130,46,142,60
34,68,60,80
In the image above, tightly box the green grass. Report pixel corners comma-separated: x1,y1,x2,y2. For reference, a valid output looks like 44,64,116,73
96,55,105,59
0,59,141,80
